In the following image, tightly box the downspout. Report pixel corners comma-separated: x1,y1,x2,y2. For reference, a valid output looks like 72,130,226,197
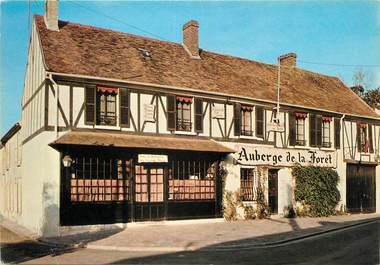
47,73,59,138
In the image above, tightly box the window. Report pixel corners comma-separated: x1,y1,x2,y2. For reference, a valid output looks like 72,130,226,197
240,168,255,201
241,106,253,136
322,117,332,148
295,113,307,146
69,156,131,202
358,124,368,153
176,96,192,131
168,157,217,201
96,87,118,126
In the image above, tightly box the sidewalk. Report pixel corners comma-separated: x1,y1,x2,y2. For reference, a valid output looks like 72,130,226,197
2,213,379,252
83,214,379,251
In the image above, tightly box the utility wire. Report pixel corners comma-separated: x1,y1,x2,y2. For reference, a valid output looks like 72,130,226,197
298,60,380,68
65,0,171,42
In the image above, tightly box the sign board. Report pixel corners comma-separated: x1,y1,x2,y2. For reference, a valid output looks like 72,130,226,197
144,104,156,122
212,106,225,119
138,154,168,163
233,145,336,168
266,122,285,132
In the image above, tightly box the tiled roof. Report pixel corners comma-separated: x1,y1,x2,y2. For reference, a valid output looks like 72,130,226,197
49,131,234,153
35,15,378,119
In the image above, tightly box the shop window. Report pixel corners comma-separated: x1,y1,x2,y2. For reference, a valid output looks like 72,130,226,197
96,87,118,126
176,96,192,131
240,168,255,201
168,159,217,201
69,156,131,202
295,113,307,146
241,106,253,136
322,117,332,148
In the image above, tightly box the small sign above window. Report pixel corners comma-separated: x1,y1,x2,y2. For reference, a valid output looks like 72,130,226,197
267,122,285,132
138,154,168,163
143,104,156,122
212,106,225,119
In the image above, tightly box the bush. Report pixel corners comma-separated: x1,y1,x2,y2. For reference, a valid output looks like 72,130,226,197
223,190,242,221
255,176,270,219
283,205,296,218
293,166,340,217
243,205,256,220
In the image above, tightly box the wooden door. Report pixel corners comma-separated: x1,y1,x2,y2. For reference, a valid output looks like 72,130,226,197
268,169,278,214
347,164,376,213
134,165,165,221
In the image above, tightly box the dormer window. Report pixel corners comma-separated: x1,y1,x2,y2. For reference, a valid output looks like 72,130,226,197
97,87,118,126
176,96,192,131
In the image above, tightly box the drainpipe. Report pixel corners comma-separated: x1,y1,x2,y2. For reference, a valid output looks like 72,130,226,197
47,73,59,138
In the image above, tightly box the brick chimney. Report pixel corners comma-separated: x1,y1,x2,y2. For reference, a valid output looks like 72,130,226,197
44,0,59,31
183,20,200,59
278,53,297,67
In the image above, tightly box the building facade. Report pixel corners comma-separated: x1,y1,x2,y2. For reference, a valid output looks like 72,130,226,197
1,1,380,237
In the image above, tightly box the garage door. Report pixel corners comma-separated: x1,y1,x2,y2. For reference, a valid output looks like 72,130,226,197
346,164,376,213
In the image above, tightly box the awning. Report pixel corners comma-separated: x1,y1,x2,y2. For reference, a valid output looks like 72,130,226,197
50,131,234,153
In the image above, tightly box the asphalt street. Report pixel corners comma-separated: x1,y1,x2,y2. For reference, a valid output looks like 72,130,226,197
1,220,379,264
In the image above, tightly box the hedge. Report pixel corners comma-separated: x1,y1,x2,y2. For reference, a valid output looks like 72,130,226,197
293,166,340,217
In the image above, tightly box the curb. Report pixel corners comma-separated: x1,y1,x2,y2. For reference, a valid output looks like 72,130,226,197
85,217,379,252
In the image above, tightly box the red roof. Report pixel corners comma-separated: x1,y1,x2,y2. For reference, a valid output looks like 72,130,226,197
35,15,378,119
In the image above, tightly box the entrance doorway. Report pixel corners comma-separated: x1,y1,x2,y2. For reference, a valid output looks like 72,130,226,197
346,164,376,213
268,169,278,214
134,165,165,221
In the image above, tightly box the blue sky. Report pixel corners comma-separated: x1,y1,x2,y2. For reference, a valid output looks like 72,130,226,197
1,1,380,136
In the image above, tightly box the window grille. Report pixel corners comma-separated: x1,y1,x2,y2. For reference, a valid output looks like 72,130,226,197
296,117,306,146
176,100,192,131
97,91,117,126
241,107,253,136
240,168,255,201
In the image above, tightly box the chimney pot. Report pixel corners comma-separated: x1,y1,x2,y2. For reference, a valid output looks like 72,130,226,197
44,0,59,31
183,20,200,59
278,53,297,67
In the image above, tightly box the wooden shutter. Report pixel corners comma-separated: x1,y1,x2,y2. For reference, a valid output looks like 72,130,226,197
194,98,203,133
289,112,296,146
234,103,241,136
368,124,374,153
85,86,95,125
309,114,317,147
316,115,322,147
167,95,176,131
334,118,341,149
357,123,361,152
256,107,264,138
119,89,130,127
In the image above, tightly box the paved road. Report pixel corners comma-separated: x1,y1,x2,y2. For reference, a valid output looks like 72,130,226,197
1,220,379,264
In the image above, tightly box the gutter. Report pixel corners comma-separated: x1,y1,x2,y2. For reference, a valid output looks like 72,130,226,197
46,71,380,121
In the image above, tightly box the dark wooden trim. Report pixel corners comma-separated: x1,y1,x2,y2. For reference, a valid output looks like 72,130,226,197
129,108,138,132
158,95,167,119
216,119,225,138
209,103,212,137
48,83,70,128
224,103,227,138
22,80,45,110
44,82,49,130
137,92,141,132
156,95,159,134
344,159,379,165
22,126,45,145
69,86,73,127
227,118,234,138
73,103,85,128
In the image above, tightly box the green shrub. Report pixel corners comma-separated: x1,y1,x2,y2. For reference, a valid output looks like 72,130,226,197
293,166,340,217
243,205,256,220
255,175,270,219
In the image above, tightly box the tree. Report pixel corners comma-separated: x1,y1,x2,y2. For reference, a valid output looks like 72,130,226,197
350,69,379,107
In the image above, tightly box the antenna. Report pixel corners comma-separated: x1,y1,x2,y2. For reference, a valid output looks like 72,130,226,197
273,59,281,124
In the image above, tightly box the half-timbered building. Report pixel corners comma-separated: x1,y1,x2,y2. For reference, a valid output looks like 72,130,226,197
1,1,380,237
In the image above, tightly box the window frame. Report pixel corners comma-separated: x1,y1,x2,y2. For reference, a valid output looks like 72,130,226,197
240,168,255,201
176,99,192,132
295,117,306,146
96,90,118,126
240,107,253,136
322,120,331,148
359,124,368,153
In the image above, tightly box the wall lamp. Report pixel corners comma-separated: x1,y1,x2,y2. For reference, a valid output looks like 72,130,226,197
62,155,73,168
